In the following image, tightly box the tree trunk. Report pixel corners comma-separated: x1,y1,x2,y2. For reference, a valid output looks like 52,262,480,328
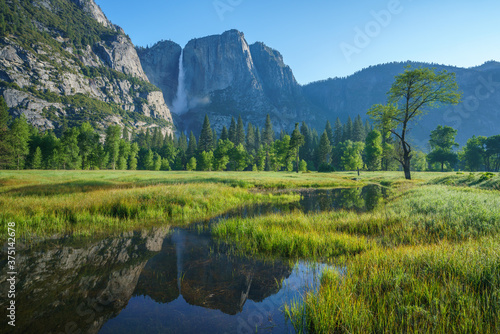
403,150,411,180
441,162,444,172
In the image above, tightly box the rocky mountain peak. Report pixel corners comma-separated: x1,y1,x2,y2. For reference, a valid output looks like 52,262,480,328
70,0,114,29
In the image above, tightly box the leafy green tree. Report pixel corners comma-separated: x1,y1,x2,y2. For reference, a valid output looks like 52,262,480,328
198,115,213,152
0,96,13,168
153,152,162,171
31,146,42,169
143,149,154,170
230,144,248,171
341,140,365,171
161,158,171,171
59,127,80,169
364,130,383,171
290,123,305,173
411,151,427,171
299,159,308,172
368,66,461,179
427,125,459,172
186,157,197,171
198,151,214,171
129,143,139,170
104,125,121,170
458,136,485,171
78,122,98,169
10,115,30,170
274,135,291,171
485,135,500,172
118,140,131,170
213,139,234,171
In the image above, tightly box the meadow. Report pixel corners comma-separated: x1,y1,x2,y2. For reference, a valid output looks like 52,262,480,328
1,170,499,332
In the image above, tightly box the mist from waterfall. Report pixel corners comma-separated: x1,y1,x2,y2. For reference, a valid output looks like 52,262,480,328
172,49,188,115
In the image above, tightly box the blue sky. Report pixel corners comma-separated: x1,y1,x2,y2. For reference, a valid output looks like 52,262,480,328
96,0,500,85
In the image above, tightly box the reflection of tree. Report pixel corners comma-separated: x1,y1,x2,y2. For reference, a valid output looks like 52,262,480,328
362,185,384,211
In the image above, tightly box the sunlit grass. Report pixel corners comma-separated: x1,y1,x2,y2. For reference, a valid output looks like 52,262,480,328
287,238,500,333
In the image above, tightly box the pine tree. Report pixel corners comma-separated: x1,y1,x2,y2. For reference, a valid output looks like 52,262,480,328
343,116,353,142
228,117,237,143
220,126,229,141
178,132,188,153
187,131,197,159
31,146,42,169
262,114,274,146
290,123,305,173
255,127,262,149
325,120,334,144
144,128,152,149
144,149,154,170
246,123,255,153
152,127,162,149
352,115,365,142
198,114,214,152
122,127,129,141
317,130,332,166
219,125,229,140
333,117,343,147
235,115,245,146
59,127,80,169
129,143,139,170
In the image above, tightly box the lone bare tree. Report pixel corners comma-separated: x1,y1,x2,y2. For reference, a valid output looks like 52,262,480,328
368,66,461,180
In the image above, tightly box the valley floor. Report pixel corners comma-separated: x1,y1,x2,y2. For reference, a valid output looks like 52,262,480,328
1,170,499,332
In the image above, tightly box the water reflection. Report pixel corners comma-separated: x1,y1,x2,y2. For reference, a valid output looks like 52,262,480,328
0,185,383,334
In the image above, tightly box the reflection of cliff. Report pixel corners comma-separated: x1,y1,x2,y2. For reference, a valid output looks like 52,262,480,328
0,228,169,334
134,229,293,315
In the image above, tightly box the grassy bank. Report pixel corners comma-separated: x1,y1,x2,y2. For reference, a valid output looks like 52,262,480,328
0,171,303,238
212,177,500,332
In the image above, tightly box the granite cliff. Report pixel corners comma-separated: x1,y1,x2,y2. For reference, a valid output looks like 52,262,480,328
0,0,173,135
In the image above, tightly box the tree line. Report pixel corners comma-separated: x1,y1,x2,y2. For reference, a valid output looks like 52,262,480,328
0,96,498,172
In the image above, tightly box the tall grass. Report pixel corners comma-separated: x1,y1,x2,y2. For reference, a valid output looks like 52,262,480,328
287,237,500,333
0,182,298,238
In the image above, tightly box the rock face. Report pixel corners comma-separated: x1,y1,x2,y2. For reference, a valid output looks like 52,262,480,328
139,29,316,134
0,0,173,135
0,228,170,334
137,40,182,106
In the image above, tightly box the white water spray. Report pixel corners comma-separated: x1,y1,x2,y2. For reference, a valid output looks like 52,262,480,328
172,49,188,115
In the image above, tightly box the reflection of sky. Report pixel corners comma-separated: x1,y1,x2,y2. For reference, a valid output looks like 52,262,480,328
99,262,336,334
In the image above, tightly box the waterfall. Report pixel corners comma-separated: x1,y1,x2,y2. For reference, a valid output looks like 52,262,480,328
172,49,188,115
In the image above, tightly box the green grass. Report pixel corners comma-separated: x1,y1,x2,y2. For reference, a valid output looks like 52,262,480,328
2,169,499,332
210,173,500,333
0,171,302,239
286,238,500,333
